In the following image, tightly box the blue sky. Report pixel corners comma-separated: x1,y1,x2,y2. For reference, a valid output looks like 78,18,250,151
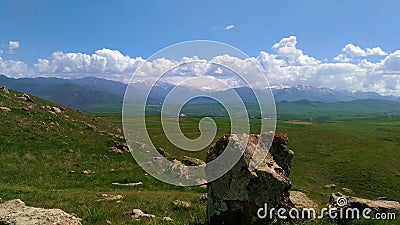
1,0,399,62
1,1,400,95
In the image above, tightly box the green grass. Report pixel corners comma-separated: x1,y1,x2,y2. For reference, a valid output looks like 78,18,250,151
1,90,399,224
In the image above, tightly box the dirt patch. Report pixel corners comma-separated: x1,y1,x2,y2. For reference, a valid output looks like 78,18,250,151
284,120,313,125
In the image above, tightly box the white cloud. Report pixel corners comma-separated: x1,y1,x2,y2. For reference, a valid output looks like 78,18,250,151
224,24,235,30
342,43,366,57
0,57,30,77
9,41,20,50
333,54,352,63
1,36,400,96
366,47,387,56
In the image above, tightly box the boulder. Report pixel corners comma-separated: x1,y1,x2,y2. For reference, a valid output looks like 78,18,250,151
0,199,81,224
289,191,319,220
328,192,400,214
207,133,293,225
1,86,9,94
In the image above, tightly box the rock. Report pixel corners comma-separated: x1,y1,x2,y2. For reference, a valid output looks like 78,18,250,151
106,220,112,224
130,209,155,219
207,133,293,225
0,107,11,113
341,187,353,193
0,199,82,224
289,191,318,209
82,170,92,175
328,192,400,216
51,107,62,113
96,194,123,202
109,147,124,154
21,105,33,111
165,159,189,179
182,156,206,166
69,170,75,174
162,216,173,221
111,182,142,187
1,86,9,94
23,94,33,102
324,184,336,189
173,200,191,208
200,193,208,201
156,147,168,157
289,191,319,220
115,142,130,153
87,124,97,131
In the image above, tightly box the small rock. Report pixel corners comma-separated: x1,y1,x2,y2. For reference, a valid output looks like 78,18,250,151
87,124,97,131
24,94,33,102
156,148,169,157
130,209,155,219
106,220,112,224
0,106,11,113
163,216,173,221
341,187,353,193
111,182,142,187
21,105,33,111
51,106,62,113
165,159,189,179
324,184,336,189
109,147,124,154
82,170,93,175
96,194,123,202
182,156,205,166
1,86,9,94
69,171,75,174
173,200,191,208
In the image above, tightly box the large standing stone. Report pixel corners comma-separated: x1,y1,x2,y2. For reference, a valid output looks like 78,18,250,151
206,133,294,225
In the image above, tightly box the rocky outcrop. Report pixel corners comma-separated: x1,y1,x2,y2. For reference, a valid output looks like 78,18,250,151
0,199,82,225
207,133,293,225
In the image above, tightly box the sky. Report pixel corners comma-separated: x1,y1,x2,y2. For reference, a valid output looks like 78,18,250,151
1,0,400,95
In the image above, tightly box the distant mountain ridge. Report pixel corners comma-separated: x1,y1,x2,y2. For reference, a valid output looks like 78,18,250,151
1,74,399,112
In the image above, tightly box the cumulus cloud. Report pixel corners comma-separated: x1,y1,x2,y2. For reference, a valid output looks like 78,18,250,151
342,44,366,57
224,24,235,30
0,57,30,77
366,47,387,56
1,36,400,96
34,49,146,82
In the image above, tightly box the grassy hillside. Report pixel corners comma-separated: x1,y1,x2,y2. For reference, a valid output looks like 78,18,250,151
1,88,399,224
0,89,206,224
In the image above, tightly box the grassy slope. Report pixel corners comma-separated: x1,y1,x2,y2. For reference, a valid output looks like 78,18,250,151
0,90,206,225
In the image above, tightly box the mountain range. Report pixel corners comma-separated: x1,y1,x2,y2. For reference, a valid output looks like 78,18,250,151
1,74,400,113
